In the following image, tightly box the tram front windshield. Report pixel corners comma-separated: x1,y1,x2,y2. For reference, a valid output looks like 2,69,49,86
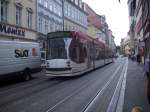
47,37,72,60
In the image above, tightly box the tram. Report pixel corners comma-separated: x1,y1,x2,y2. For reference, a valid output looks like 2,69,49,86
46,31,113,76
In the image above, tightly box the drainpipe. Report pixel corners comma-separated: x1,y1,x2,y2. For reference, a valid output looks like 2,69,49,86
62,0,65,31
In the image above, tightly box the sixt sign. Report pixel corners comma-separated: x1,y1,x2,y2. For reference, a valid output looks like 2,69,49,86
0,23,25,37
15,49,29,58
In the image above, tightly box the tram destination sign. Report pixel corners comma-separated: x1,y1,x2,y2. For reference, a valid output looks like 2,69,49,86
0,23,25,37
47,31,71,39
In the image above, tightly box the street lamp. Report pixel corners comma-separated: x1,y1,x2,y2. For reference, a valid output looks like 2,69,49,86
62,0,65,31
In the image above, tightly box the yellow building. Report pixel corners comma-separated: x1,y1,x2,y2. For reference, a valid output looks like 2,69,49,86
87,23,106,43
87,23,99,38
64,19,87,33
0,0,37,41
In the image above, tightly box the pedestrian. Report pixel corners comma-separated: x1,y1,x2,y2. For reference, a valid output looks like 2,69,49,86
131,106,143,112
146,52,150,105
137,54,140,64
144,55,149,79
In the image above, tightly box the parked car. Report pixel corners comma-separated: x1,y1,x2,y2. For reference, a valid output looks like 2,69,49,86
0,41,41,81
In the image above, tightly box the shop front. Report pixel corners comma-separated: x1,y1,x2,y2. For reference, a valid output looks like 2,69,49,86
0,22,37,42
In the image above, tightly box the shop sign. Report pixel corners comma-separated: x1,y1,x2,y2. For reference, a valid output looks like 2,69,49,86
0,23,25,37
15,49,29,58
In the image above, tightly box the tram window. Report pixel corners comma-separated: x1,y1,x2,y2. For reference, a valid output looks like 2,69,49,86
71,47,78,61
83,47,87,58
69,38,78,63
41,52,46,59
47,38,67,59
69,39,87,63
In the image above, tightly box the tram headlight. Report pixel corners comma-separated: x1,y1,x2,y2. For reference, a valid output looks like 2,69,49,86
66,60,71,68
46,61,50,67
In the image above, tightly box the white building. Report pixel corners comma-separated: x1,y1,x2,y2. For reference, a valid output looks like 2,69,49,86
64,0,87,33
37,0,64,60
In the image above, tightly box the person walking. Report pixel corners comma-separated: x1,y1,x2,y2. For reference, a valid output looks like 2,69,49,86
131,106,143,112
145,52,150,105
137,54,141,64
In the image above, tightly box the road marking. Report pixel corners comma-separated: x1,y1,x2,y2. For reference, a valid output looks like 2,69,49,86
45,62,122,112
45,79,95,112
82,62,123,112
116,58,128,112
106,58,128,112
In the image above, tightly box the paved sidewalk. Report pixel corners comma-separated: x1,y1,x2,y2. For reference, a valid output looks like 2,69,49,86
123,60,150,112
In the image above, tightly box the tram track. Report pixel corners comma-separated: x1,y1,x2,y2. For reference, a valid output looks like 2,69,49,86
83,60,126,112
0,79,67,108
81,63,124,112
44,61,123,112
0,61,115,97
0,72,46,93
0,77,47,96
0,60,123,112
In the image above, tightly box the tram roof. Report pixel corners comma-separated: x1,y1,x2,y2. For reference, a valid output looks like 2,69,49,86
47,31,107,48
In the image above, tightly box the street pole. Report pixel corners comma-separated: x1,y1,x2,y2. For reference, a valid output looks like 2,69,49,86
62,0,64,31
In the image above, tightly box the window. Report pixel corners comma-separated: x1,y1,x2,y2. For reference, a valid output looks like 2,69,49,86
27,11,32,28
47,38,69,59
77,11,80,21
64,4,68,16
149,0,150,14
52,22,55,31
69,38,86,63
71,7,74,19
38,17,43,32
0,1,8,22
38,0,42,4
79,0,82,8
53,4,56,14
58,7,61,17
68,5,71,17
75,0,78,5
44,1,48,8
55,6,58,15
50,21,53,32
75,9,77,21
45,19,48,33
55,23,57,31
16,6,22,26
49,2,53,11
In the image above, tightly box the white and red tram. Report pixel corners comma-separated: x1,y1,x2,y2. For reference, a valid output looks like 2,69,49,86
46,31,113,76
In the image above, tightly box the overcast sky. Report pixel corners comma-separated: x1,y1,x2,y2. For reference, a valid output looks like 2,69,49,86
83,0,129,45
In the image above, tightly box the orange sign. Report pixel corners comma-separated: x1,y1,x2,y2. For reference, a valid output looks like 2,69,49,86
32,48,38,56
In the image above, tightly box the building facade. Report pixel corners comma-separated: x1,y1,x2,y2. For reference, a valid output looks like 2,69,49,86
64,0,87,33
120,35,132,56
37,0,63,42
128,0,136,55
128,0,150,63
143,0,150,61
37,0,63,61
87,22,106,43
0,0,37,42
86,4,106,43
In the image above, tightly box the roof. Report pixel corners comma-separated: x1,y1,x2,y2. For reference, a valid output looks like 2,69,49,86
86,4,104,30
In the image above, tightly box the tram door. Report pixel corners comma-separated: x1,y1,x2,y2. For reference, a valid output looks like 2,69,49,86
86,44,91,69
